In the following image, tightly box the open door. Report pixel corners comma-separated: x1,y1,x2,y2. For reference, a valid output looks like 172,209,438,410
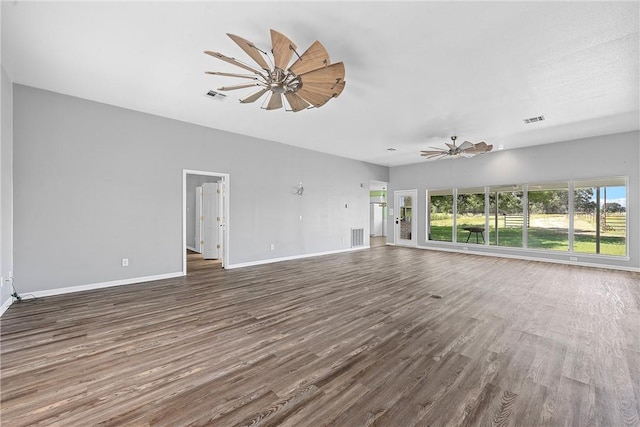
202,182,222,260
394,190,417,246
195,186,204,253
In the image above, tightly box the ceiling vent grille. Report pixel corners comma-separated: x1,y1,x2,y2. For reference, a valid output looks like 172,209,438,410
523,115,545,124
205,90,227,101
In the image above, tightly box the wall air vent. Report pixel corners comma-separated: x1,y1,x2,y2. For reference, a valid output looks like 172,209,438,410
523,115,545,124
205,90,227,101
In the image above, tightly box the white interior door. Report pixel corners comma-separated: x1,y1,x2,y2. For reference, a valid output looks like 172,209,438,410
202,182,221,259
394,190,417,246
195,186,204,253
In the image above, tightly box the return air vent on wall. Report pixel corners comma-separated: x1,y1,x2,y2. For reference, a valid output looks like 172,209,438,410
523,115,545,124
351,228,365,248
205,90,227,101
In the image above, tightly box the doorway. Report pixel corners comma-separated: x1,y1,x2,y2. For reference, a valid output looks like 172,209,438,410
394,189,417,247
370,180,388,248
182,169,229,274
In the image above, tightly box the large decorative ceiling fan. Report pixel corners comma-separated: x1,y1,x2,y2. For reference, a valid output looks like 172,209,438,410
204,29,345,112
420,136,493,160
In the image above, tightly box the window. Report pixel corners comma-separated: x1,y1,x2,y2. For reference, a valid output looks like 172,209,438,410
456,187,486,244
428,189,454,242
527,182,569,251
426,176,628,259
574,177,627,256
489,185,524,248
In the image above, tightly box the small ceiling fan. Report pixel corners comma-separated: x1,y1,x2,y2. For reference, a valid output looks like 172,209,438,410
420,136,493,160
204,29,345,112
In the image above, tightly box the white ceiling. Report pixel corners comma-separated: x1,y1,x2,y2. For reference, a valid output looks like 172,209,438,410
2,1,639,167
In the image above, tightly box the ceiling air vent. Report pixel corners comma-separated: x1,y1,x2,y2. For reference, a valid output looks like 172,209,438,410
523,115,545,124
205,90,227,101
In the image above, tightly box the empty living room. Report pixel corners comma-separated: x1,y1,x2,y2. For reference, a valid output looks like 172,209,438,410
1,1,638,426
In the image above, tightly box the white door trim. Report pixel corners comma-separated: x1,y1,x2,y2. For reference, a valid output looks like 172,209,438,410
182,169,230,273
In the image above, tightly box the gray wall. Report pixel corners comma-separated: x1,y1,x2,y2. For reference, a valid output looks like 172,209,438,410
388,131,640,270
1,66,14,309
13,84,389,293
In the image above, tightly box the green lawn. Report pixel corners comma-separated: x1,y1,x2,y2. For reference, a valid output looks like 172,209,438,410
429,214,626,256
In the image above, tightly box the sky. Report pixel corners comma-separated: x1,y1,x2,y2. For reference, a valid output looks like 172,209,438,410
599,186,626,208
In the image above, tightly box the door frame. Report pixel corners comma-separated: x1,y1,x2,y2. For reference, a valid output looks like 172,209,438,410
182,169,230,272
394,189,418,247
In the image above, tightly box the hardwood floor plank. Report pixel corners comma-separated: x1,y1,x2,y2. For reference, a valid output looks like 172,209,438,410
1,247,638,426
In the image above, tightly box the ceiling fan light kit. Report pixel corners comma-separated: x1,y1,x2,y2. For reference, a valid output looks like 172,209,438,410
420,136,493,160
205,29,346,112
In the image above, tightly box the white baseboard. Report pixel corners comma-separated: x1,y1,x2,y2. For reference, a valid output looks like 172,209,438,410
27,272,184,299
0,297,13,317
226,246,369,269
414,244,639,272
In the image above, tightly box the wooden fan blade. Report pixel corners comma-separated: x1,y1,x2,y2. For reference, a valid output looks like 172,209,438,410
300,80,346,98
298,62,345,84
205,71,258,80
218,82,261,91
204,51,265,75
421,150,447,156
296,87,333,107
288,40,330,75
265,92,283,110
226,33,271,71
459,141,474,151
271,29,296,70
284,92,311,112
240,88,269,104
464,143,494,154
422,153,448,160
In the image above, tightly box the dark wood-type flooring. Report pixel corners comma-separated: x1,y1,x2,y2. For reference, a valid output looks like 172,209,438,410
1,247,639,426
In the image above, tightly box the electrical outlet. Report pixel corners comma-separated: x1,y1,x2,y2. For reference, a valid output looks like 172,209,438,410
463,246,469,250
121,258,129,267
270,244,275,251
569,256,578,261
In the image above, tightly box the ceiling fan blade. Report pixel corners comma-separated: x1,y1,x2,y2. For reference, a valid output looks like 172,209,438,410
300,80,346,98
205,71,259,80
298,62,345,84
445,142,457,150
421,150,447,156
427,146,447,151
271,29,296,70
284,92,311,112
464,142,494,154
296,87,333,107
422,153,448,160
204,51,265,76
265,92,283,110
458,141,474,151
217,82,261,91
240,88,269,104
288,40,330,75
226,33,271,71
